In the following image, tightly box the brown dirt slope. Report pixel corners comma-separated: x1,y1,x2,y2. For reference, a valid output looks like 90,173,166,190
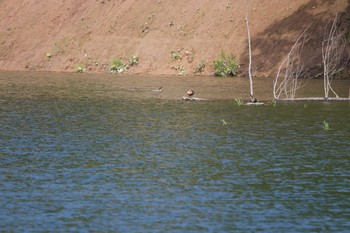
0,0,349,77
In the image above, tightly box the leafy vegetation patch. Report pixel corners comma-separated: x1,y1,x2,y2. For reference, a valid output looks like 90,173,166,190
170,51,182,61
173,65,187,75
213,51,239,77
110,55,139,74
75,64,85,73
194,60,205,73
129,55,139,66
110,58,126,74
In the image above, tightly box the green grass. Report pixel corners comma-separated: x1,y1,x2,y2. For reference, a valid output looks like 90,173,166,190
234,97,244,106
110,58,127,74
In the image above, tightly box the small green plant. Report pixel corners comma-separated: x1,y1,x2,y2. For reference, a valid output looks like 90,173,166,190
173,65,186,75
322,120,330,130
179,67,187,75
75,64,85,73
194,60,205,73
171,51,182,61
272,99,277,107
221,118,228,126
213,50,239,77
129,55,139,66
110,58,127,74
235,97,244,106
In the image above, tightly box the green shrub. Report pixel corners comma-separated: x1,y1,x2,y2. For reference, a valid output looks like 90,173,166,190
194,60,205,73
110,55,139,74
129,55,139,66
75,64,85,73
213,51,239,77
171,51,182,61
110,58,127,74
179,66,187,75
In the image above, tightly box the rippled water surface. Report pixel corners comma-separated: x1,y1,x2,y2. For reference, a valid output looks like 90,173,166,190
1,72,350,232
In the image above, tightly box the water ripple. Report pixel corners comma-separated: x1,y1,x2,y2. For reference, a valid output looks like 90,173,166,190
1,98,350,232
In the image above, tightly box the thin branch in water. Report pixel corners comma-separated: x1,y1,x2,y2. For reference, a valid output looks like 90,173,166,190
322,13,346,98
245,0,254,100
273,25,310,100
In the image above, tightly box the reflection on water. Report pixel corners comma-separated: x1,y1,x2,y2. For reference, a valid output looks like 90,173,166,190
0,72,350,232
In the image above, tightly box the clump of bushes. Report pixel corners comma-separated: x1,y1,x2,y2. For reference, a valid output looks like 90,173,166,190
110,55,139,74
110,58,127,74
213,51,239,77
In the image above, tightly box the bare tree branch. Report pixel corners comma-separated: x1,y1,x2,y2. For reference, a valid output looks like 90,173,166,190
273,26,310,100
322,13,346,99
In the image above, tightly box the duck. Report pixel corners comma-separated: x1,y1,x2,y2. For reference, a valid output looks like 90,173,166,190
187,90,195,97
250,94,258,103
152,86,163,92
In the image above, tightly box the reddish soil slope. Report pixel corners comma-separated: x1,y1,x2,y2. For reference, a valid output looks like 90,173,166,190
0,0,349,77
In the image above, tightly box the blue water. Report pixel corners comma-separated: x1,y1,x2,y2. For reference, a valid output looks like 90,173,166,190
1,90,350,232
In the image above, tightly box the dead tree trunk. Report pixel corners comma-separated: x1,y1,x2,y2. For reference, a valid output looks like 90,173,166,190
245,0,255,102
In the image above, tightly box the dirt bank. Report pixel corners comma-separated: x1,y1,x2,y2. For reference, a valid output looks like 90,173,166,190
0,0,349,77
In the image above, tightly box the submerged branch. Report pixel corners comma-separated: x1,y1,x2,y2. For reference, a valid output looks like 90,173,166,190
276,97,350,101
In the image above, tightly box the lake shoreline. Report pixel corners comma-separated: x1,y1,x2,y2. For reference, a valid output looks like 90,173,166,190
1,71,349,101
